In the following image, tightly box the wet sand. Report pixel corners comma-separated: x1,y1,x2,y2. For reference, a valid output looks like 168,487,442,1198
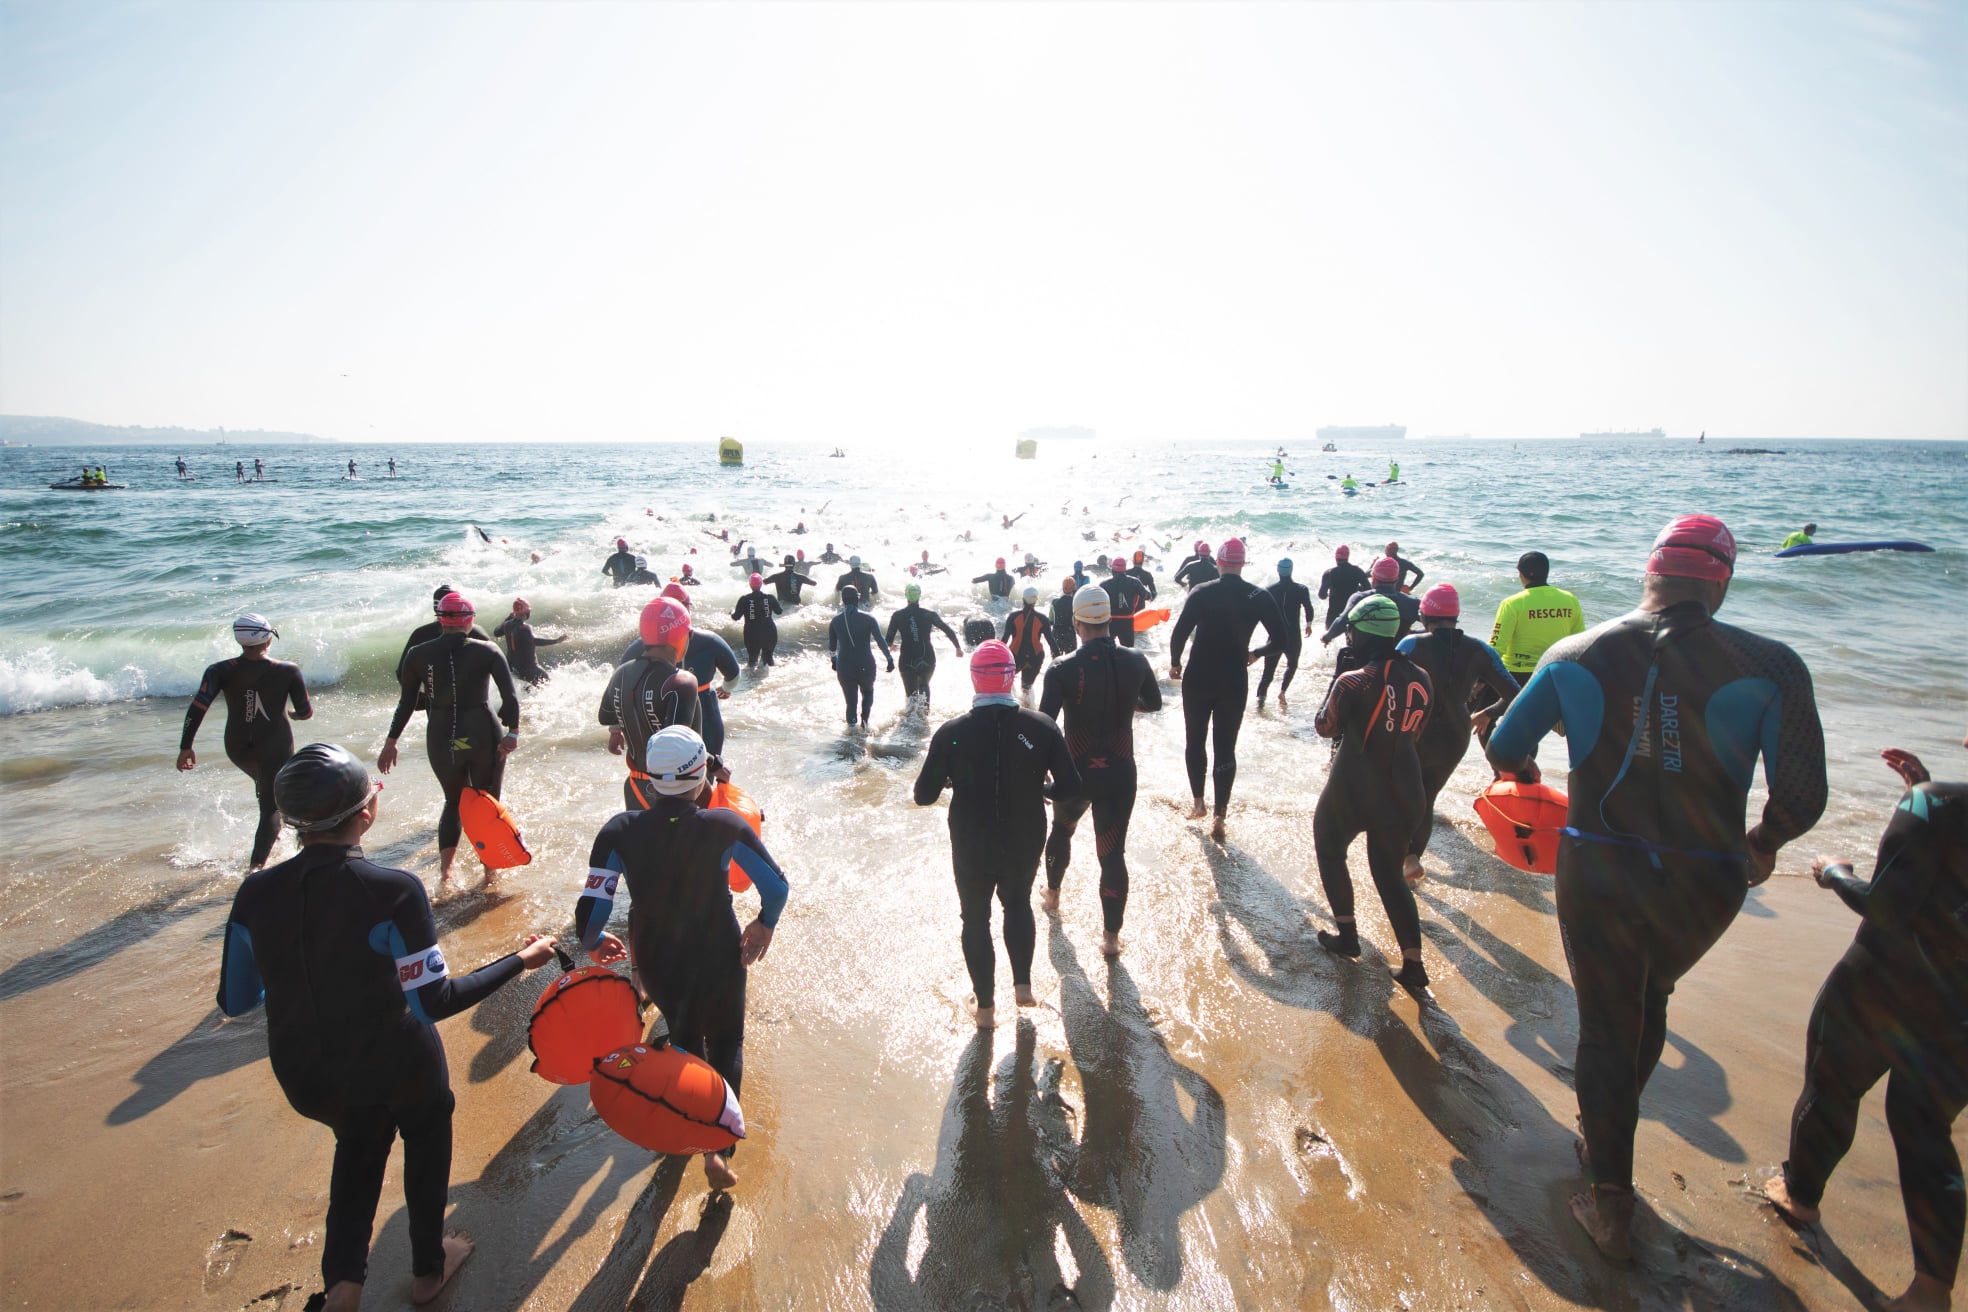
1,675,1958,1311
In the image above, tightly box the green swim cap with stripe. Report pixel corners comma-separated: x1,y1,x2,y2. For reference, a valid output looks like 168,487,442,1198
1346,593,1402,637
904,582,922,602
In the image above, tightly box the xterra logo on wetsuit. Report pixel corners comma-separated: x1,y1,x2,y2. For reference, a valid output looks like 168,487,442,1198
394,946,449,989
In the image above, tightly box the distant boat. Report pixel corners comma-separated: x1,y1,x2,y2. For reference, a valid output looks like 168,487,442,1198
1316,424,1406,442
1581,427,1665,439
1020,425,1094,441
718,436,743,466
1015,439,1038,459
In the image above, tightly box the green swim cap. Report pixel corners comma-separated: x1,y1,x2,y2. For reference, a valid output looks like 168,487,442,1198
1346,593,1401,637
904,582,922,602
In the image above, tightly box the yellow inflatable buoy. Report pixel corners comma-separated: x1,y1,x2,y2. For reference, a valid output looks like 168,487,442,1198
718,437,744,466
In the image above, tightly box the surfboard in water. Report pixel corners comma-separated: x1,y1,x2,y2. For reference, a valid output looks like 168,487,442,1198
1774,540,1935,558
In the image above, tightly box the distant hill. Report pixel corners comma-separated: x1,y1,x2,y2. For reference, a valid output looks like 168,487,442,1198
0,415,327,446
1020,425,1095,441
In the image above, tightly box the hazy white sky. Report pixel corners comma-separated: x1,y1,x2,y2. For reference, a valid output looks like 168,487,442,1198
2,1,1963,444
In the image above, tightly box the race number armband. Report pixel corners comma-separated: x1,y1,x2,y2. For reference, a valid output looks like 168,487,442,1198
396,945,450,991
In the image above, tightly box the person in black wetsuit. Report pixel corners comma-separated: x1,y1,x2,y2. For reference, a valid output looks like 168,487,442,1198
1318,545,1369,630
828,585,893,728
1048,578,1079,656
1168,538,1284,840
973,558,1015,599
1321,555,1421,647
762,555,815,607
1174,541,1218,590
601,598,704,809
834,555,879,603
379,592,521,884
1100,556,1149,648
1487,514,1827,1262
915,642,1082,1027
603,538,639,587
1126,549,1157,602
178,614,313,869
1394,584,1519,884
731,573,783,670
492,597,565,686
1381,541,1424,592
885,582,963,707
217,744,557,1310
1313,594,1435,991
1248,558,1314,710
577,724,789,1192
1001,586,1057,692
395,583,492,707
1040,586,1161,955
819,543,843,564
1764,741,1968,1312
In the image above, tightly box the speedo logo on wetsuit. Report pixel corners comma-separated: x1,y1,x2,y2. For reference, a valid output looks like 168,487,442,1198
395,946,449,989
243,690,266,723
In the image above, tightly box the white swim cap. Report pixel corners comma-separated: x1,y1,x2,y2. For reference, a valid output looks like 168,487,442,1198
644,725,709,796
233,614,278,645
1071,585,1111,624
1022,585,1039,603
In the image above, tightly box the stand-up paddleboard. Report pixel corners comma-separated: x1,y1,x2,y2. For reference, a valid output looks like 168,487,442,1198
1774,540,1934,558
49,479,127,491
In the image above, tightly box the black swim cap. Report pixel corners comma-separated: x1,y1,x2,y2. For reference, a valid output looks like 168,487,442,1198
276,744,375,833
840,585,860,606
431,583,455,610
783,555,795,566
1516,552,1549,585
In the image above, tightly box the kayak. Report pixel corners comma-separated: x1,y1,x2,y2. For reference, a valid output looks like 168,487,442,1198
1774,540,1935,558
49,479,127,491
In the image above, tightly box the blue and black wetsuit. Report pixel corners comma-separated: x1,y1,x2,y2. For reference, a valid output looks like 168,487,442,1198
1396,627,1519,859
915,701,1081,1009
576,800,788,1157
1780,782,1968,1287
1168,576,1285,814
1040,637,1161,933
388,633,520,852
683,631,741,756
1487,600,1827,1192
218,843,527,1291
599,654,702,810
885,604,963,704
182,656,311,865
1251,575,1314,704
828,605,892,726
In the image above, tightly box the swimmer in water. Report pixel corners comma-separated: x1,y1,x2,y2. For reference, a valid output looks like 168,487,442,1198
763,555,815,607
1487,514,1827,1263
1100,556,1149,648
1168,538,1285,840
731,573,783,669
834,555,879,603
1317,545,1369,632
1126,549,1157,601
1048,578,1079,655
602,538,639,587
602,598,704,809
1014,552,1045,579
678,562,700,586
912,550,947,577
1002,512,1026,531
973,558,1015,599
819,542,844,564
1001,586,1057,692
1174,541,1218,590
914,643,1081,1027
1381,542,1423,591
828,585,893,729
492,598,565,686
1248,558,1314,710
217,744,558,1311
178,614,313,870
886,582,963,707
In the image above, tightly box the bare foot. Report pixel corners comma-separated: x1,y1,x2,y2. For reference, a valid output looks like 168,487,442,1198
1761,1173,1820,1225
410,1234,473,1304
322,1282,362,1312
974,1003,995,1030
1014,985,1037,1007
1102,931,1122,957
1185,797,1207,820
438,847,458,884
1568,1187,1633,1264
1880,1272,1951,1312
1277,692,1288,711
703,1152,739,1191
1403,855,1424,886
1210,815,1227,842
1039,886,1060,913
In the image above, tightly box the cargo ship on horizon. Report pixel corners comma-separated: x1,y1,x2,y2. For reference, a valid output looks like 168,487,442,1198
1315,423,1405,442
1581,427,1665,439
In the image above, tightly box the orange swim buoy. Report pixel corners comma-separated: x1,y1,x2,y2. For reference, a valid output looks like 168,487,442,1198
589,1042,746,1155
1129,607,1172,632
1472,779,1570,874
708,780,765,892
458,787,531,868
527,966,643,1085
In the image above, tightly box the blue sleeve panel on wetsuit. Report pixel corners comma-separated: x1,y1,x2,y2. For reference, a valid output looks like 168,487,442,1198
727,835,789,928
577,818,631,949
1703,678,1781,793
690,632,741,683
1488,660,1604,767
366,872,521,1022
217,919,265,1016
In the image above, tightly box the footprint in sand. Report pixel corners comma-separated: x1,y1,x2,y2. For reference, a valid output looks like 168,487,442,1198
203,1228,251,1291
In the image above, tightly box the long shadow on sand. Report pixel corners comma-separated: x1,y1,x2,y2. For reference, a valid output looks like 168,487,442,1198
869,1020,1117,1311
0,880,231,1003
1050,923,1227,1292
106,1007,268,1125
1202,835,1808,1311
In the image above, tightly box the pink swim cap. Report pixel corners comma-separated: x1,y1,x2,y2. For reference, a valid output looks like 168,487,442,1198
661,581,692,609
639,597,691,648
749,572,763,590
1370,556,1400,583
969,641,1018,695
1217,538,1246,567
1420,583,1460,618
1335,544,1351,561
435,592,475,627
1647,514,1736,582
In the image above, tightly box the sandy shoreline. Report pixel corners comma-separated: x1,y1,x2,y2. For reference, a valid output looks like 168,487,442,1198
2,750,1955,1311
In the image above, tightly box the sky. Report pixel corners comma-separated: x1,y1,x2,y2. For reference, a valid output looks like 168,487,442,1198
1,1,1963,445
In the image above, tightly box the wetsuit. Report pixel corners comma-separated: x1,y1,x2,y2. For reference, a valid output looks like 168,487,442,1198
1322,585,1421,645
1049,593,1079,654
1168,576,1285,812
1387,554,1424,590
1040,637,1161,933
1126,564,1157,601
182,657,312,866
218,843,526,1291
598,653,703,810
972,570,1015,599
731,591,783,667
835,568,880,602
603,549,639,586
576,798,789,1159
1001,607,1055,690
1487,600,1827,1192
492,615,564,685
1251,575,1314,705
762,568,814,607
681,631,740,755
1313,648,1434,955
1395,628,1518,858
1317,561,1370,629
819,549,843,564
395,620,491,712
1779,783,1968,1287
1100,572,1149,648
1173,555,1219,590
885,604,962,704
828,605,892,725
388,633,519,851
915,701,1081,1009
1489,584,1586,679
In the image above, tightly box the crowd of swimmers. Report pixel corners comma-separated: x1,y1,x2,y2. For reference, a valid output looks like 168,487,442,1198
178,513,1963,1312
